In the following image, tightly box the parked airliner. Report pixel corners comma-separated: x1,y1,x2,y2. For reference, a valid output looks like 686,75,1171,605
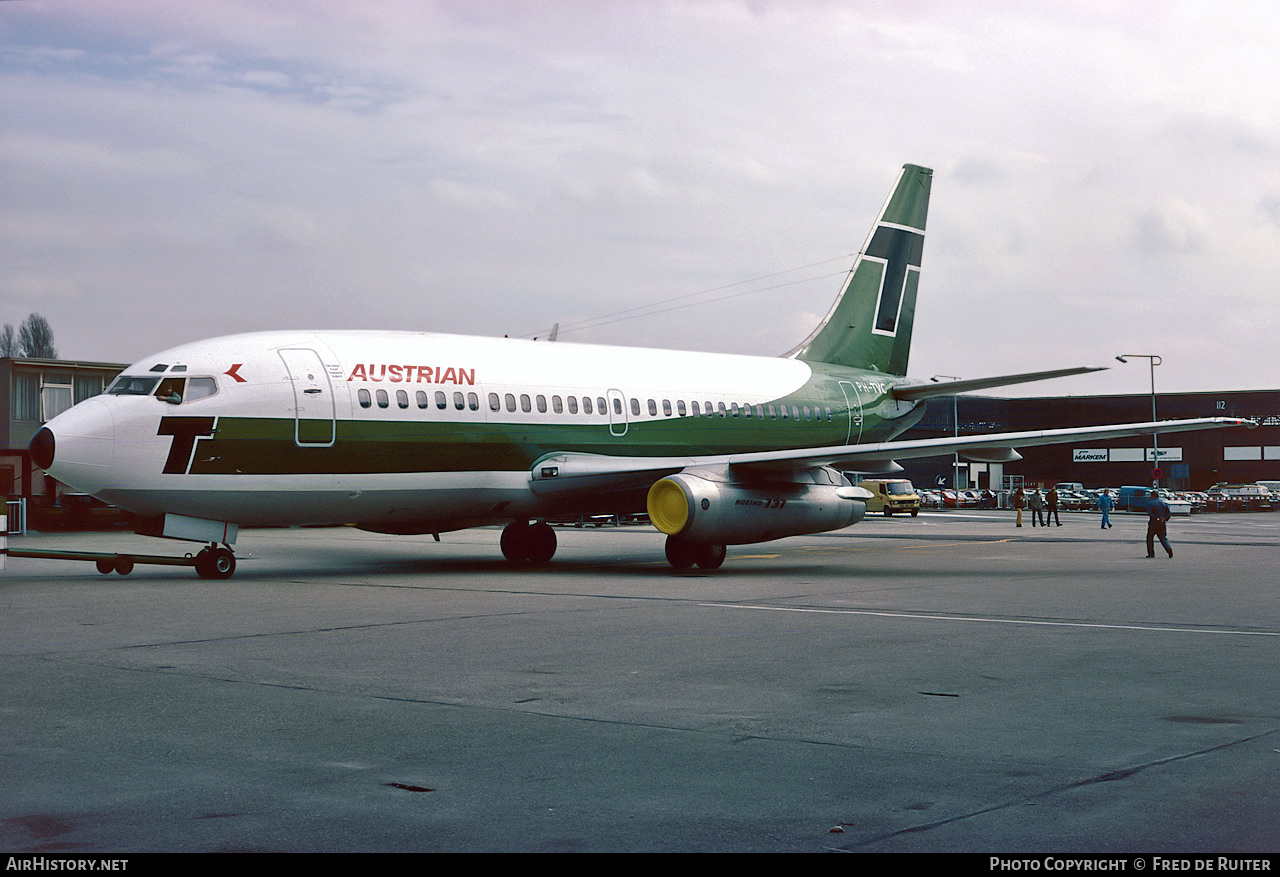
30,164,1251,577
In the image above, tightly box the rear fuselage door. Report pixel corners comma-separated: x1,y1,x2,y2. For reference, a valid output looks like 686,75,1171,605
279,348,336,447
838,380,863,445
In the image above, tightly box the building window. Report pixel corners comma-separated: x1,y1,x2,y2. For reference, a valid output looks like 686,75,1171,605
41,382,73,421
12,374,38,421
74,375,105,403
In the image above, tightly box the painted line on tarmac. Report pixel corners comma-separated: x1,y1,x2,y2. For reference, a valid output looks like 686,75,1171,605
702,603,1280,637
734,539,1012,560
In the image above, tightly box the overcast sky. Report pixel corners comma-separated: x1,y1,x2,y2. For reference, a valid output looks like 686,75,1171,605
3,0,1279,398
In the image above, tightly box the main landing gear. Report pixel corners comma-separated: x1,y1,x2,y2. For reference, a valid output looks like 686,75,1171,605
500,520,557,564
663,535,727,570
498,521,727,570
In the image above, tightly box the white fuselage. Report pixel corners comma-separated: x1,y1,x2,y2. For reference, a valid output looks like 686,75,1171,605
41,330,916,533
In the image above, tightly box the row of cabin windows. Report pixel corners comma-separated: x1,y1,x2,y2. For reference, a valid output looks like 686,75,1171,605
357,387,834,422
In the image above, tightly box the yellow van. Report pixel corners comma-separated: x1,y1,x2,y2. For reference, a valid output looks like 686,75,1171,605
857,479,921,517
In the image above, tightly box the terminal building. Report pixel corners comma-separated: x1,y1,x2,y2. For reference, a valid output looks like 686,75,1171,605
898,389,1280,492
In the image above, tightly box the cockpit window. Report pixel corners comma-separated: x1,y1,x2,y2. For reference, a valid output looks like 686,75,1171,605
106,374,218,403
186,377,217,401
107,375,161,396
156,377,185,404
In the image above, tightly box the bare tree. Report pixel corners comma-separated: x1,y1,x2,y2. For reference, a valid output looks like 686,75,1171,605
0,324,15,358
17,313,57,359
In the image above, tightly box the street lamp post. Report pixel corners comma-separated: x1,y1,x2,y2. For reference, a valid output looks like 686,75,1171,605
932,375,960,499
1116,354,1163,487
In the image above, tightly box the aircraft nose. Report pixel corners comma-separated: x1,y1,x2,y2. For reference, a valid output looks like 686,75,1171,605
31,398,116,491
30,426,55,470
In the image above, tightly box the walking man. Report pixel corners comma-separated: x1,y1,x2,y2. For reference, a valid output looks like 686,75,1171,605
1012,487,1025,527
1098,490,1114,529
1146,490,1173,558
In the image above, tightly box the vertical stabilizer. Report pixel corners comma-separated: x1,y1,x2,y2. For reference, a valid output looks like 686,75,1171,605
788,164,931,375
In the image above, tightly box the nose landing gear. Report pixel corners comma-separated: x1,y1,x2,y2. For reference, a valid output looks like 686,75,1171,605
194,544,236,579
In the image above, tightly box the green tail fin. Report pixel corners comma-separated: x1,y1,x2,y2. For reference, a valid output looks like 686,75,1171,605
789,164,931,375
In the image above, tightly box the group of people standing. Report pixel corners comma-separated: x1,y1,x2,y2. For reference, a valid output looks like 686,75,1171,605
1010,486,1062,528
1009,486,1173,558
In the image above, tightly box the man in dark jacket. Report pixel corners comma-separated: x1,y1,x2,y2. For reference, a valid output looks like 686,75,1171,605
1146,490,1173,558
1046,487,1062,526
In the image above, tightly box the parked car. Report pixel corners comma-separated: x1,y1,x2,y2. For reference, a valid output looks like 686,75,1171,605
917,489,944,509
1206,484,1274,512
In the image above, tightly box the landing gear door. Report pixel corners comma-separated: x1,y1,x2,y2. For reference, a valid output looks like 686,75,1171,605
279,348,336,447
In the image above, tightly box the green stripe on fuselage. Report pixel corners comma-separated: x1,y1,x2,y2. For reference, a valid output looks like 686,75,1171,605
186,372,917,476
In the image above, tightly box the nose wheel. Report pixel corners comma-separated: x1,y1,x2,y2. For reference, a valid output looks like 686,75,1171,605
195,545,236,579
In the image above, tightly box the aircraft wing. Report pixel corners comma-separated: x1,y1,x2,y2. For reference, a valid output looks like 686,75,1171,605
530,417,1255,491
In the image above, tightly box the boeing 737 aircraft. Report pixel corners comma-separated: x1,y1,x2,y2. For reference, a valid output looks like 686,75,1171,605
30,164,1251,578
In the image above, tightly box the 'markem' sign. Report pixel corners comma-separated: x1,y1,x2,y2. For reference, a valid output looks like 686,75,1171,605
1073,448,1183,463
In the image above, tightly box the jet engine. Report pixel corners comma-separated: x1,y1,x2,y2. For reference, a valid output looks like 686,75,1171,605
646,468,869,547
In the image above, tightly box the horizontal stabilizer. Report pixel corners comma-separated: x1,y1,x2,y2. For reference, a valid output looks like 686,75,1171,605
891,367,1108,402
